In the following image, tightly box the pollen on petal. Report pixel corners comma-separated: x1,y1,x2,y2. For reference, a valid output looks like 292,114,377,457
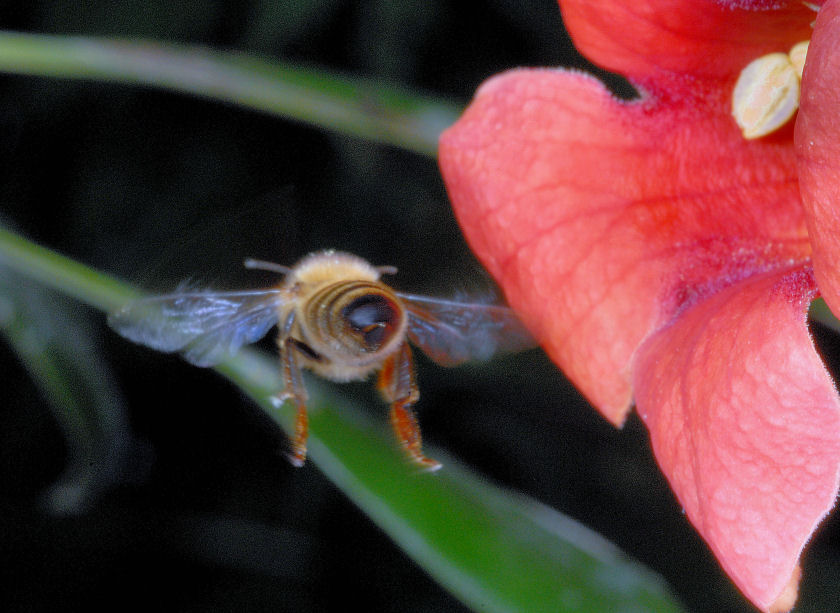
732,53,800,139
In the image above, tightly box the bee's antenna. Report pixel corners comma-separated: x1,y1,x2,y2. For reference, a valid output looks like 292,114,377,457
243,258,291,275
377,265,398,276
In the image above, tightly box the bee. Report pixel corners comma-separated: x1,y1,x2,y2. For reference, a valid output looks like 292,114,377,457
108,250,535,470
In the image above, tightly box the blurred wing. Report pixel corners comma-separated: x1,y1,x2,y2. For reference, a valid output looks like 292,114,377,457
108,289,284,367
398,293,536,367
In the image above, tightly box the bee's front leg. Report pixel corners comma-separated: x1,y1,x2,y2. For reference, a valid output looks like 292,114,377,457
378,342,442,471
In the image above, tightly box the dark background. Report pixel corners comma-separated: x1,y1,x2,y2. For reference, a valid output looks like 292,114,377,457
1,1,838,611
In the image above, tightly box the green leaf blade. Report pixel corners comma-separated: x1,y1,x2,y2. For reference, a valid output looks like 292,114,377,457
1,224,686,612
222,350,685,613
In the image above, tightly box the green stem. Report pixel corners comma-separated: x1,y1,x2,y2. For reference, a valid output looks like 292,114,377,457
0,31,460,157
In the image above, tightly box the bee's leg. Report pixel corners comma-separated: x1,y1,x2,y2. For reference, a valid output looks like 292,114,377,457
378,342,442,471
272,313,310,467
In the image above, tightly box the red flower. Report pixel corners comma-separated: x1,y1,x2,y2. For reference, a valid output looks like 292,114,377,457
439,1,840,610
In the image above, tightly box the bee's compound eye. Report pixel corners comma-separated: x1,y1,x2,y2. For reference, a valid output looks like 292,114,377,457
342,294,399,350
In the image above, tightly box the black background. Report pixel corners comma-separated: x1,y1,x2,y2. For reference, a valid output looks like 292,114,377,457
1,1,838,611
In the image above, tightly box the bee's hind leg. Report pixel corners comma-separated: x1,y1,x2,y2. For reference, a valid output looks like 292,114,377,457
378,342,442,472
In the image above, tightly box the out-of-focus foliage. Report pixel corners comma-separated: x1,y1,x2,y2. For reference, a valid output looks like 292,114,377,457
0,259,144,516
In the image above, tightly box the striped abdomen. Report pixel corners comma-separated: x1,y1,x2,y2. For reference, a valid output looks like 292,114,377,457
297,279,406,364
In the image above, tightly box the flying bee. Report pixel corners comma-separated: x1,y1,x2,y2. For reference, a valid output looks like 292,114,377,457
108,250,535,470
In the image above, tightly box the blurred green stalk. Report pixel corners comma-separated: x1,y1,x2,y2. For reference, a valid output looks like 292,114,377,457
0,31,460,157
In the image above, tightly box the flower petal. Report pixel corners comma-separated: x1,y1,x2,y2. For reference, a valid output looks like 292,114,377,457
560,0,814,87
633,267,840,611
796,0,840,318
439,68,808,424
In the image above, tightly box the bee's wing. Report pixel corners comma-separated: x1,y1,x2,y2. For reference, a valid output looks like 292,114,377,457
398,293,536,367
108,289,285,367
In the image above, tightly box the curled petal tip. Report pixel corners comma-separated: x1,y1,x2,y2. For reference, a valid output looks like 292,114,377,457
768,564,800,613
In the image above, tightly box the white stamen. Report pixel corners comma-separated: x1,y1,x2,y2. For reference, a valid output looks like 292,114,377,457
732,53,800,139
788,41,809,79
